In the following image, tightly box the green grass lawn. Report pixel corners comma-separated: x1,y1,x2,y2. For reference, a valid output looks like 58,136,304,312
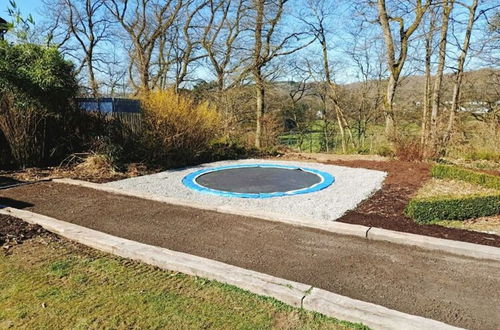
0,237,367,329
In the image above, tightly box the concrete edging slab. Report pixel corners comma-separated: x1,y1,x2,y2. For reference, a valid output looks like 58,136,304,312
53,178,500,262
0,207,461,330
303,288,461,330
366,228,500,261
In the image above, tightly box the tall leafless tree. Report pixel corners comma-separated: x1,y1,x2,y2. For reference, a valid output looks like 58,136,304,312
429,0,455,147
105,0,184,92
442,0,480,149
171,0,209,91
249,0,313,148
420,7,437,148
44,0,111,97
301,0,354,153
201,0,249,91
376,0,431,135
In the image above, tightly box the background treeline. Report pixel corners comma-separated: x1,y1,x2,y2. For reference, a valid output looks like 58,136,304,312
0,0,499,169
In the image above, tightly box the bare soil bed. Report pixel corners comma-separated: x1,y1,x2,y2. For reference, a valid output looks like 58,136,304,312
1,182,499,329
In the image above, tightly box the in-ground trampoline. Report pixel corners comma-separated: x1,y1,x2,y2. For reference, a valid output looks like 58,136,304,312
105,159,387,222
182,164,335,198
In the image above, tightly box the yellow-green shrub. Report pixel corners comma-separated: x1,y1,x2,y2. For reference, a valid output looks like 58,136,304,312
140,90,221,162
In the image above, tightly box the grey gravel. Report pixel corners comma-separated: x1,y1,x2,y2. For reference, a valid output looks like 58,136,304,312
105,159,387,221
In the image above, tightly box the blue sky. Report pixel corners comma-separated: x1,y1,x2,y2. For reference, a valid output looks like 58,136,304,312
1,0,42,22
2,0,497,88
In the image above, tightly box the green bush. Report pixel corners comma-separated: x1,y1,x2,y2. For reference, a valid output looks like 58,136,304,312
405,193,500,223
431,164,500,190
0,41,78,167
375,145,394,157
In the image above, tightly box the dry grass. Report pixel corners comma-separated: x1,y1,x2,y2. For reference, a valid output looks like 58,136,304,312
442,157,500,172
415,178,498,198
416,178,500,234
74,154,116,177
0,157,155,185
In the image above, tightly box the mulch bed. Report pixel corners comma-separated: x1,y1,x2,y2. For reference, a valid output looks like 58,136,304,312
327,159,500,246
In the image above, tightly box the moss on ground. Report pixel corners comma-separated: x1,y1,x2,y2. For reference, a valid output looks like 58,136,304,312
430,215,500,236
0,238,367,329
415,178,497,199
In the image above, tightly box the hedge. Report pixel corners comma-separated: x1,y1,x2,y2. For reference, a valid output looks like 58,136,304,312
431,164,500,190
405,193,500,223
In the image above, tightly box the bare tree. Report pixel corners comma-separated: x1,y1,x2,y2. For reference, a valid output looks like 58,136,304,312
171,0,209,91
283,65,313,151
343,23,386,150
43,0,111,97
442,0,480,149
105,0,184,92
250,0,313,148
201,0,249,91
429,0,455,148
301,0,354,153
420,7,437,148
376,0,431,135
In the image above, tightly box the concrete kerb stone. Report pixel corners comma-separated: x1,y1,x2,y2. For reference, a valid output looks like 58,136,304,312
367,227,500,262
302,288,463,330
52,178,500,262
0,207,462,329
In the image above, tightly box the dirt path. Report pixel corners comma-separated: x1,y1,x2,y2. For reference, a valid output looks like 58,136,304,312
1,182,499,329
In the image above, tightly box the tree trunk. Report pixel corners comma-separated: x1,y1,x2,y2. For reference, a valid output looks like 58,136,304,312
252,0,264,148
255,77,265,148
87,54,99,98
377,0,431,137
335,107,346,153
420,12,435,148
443,0,478,150
384,75,396,135
420,59,431,146
140,60,150,92
429,0,454,146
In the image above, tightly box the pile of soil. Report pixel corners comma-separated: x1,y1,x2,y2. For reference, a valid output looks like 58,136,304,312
328,159,499,246
0,214,55,252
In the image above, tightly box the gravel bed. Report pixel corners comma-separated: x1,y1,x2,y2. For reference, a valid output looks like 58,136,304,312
105,159,387,221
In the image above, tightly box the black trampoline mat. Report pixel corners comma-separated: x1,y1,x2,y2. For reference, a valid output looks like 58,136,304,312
195,167,322,194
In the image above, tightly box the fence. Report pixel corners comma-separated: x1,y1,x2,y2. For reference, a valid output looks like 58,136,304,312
111,112,143,133
77,98,143,133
